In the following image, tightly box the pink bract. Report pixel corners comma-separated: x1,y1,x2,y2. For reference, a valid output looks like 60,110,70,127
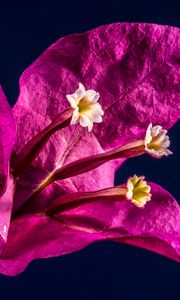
0,87,16,246
0,22,179,275
0,183,179,276
12,22,180,213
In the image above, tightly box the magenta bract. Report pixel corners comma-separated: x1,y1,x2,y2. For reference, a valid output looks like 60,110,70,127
0,23,179,275
0,87,16,246
0,183,179,276
13,22,180,156
12,22,180,213
0,87,15,190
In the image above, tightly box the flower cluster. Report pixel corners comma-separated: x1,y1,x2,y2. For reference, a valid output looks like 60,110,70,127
0,22,179,276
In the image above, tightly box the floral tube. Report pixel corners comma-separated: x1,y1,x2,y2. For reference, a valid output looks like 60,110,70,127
46,175,151,215
12,120,172,219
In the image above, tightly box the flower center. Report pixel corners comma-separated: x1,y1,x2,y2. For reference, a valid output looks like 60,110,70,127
144,124,172,158
126,175,151,207
78,97,92,114
66,83,104,131
146,133,165,150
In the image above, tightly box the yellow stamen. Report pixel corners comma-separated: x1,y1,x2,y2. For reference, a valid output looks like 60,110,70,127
126,175,151,207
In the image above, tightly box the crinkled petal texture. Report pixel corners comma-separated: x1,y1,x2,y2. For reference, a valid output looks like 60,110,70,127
0,183,179,276
4,23,179,275
12,23,180,203
0,87,15,245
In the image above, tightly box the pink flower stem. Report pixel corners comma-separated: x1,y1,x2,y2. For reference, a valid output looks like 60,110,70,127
11,108,73,177
12,140,145,220
46,186,127,216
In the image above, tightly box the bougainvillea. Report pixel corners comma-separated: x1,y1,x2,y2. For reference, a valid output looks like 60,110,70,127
0,22,179,276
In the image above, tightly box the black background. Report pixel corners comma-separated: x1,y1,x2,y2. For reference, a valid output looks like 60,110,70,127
0,2,179,299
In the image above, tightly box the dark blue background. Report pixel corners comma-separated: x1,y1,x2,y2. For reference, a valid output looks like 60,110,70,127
0,2,179,299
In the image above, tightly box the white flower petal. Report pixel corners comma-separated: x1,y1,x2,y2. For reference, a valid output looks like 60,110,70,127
164,149,173,156
161,138,170,148
151,125,162,137
79,114,93,131
66,83,103,131
85,90,100,103
75,83,86,100
85,90,96,99
94,103,104,115
66,95,78,108
144,124,171,158
93,115,103,123
144,123,153,145
91,92,100,103
71,109,80,124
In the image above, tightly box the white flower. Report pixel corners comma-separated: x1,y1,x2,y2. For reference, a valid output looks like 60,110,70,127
126,175,151,208
144,123,172,158
66,83,104,132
